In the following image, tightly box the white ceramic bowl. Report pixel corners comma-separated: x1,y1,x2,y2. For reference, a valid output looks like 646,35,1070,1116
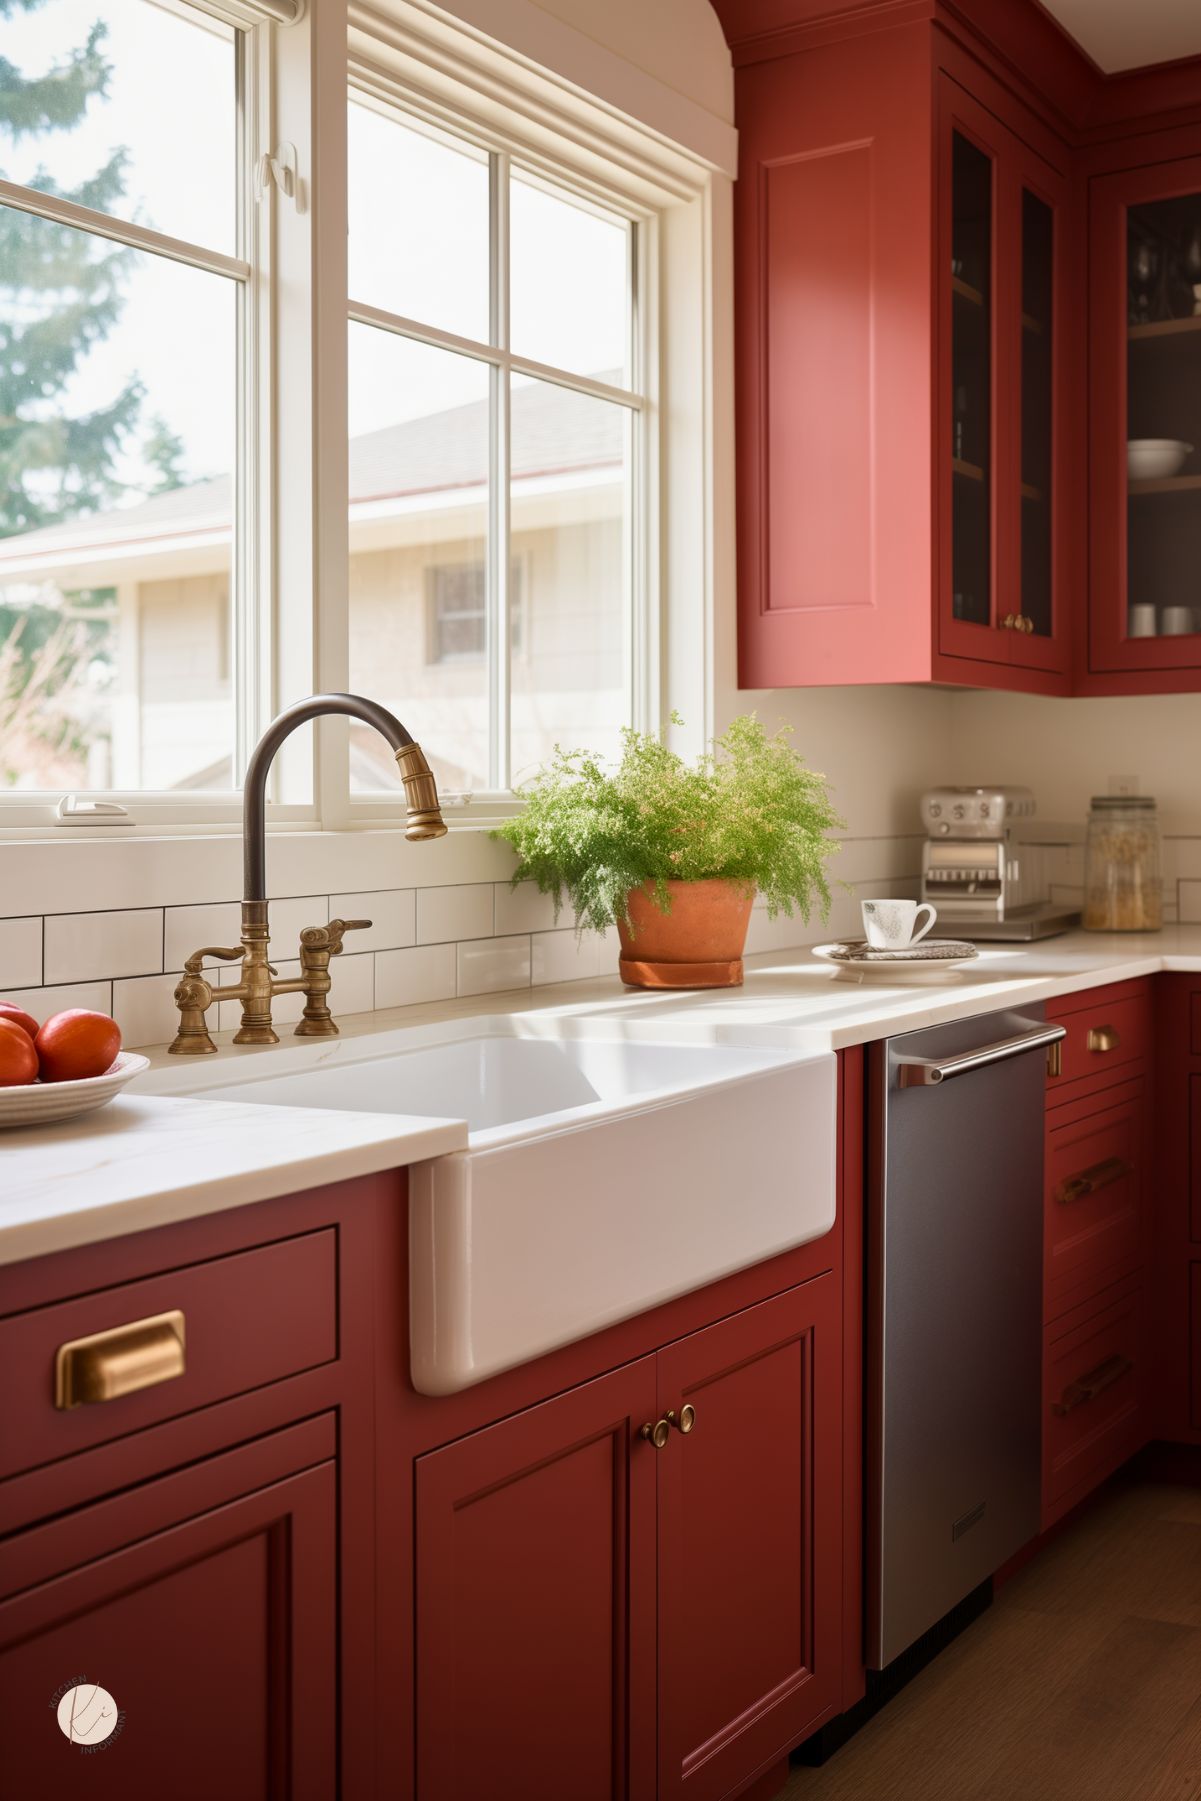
1127,438,1194,481
0,1051,150,1129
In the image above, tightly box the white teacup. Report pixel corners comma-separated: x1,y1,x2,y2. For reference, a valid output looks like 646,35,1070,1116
861,898,937,950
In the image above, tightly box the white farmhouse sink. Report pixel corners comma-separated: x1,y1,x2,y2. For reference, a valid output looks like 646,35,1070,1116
145,1019,837,1393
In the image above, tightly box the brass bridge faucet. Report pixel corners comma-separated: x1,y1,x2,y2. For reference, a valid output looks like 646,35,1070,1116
169,694,446,1055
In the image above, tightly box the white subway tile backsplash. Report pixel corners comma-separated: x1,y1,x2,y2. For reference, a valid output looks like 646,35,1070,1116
457,935,531,997
1177,880,1201,925
112,973,185,1049
375,943,457,1010
44,908,163,986
531,928,607,986
0,916,42,990
1168,839,1201,881
2,979,113,1023
163,901,241,973
494,882,559,935
417,883,493,945
328,889,415,954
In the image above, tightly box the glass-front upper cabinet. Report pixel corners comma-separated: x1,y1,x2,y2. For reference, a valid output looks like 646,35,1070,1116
1090,156,1201,681
948,127,994,640
941,81,1069,683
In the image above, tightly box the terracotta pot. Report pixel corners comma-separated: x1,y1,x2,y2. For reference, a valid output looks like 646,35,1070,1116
617,878,755,989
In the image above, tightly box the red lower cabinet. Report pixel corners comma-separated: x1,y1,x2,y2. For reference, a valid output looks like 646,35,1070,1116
413,1275,842,1801
414,1360,660,1801
0,1422,337,1801
657,1281,841,1801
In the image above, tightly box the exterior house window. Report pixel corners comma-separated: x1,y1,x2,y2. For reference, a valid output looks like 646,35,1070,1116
0,0,253,798
427,563,524,666
346,97,644,799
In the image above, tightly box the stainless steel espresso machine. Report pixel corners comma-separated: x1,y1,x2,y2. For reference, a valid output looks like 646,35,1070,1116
920,786,1079,941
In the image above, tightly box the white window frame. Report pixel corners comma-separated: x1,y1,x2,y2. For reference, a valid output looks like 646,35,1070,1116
0,0,732,842
339,80,656,818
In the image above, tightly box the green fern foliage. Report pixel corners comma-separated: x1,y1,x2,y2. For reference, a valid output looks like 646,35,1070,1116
494,714,845,934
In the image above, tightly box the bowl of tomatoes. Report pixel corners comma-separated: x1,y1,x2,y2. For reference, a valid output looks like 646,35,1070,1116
0,1004,149,1128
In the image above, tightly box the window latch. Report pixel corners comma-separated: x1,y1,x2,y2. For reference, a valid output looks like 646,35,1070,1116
256,142,302,210
55,795,133,829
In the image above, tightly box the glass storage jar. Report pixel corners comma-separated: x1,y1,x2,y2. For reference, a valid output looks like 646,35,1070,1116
1082,795,1163,932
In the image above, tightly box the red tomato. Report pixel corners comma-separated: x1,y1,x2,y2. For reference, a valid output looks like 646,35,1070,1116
36,1010,122,1084
0,1018,39,1086
0,1002,39,1041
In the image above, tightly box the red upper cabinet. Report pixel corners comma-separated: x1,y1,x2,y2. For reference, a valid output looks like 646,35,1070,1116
1087,153,1201,691
734,23,1076,694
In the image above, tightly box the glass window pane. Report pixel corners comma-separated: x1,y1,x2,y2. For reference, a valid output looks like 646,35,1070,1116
510,173,630,384
1,1,236,253
509,376,629,783
348,325,490,794
1020,188,1053,638
1125,192,1201,641
950,130,992,629
0,205,235,791
348,102,490,343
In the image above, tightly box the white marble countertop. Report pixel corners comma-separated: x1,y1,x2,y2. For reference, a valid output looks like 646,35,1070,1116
6,925,1199,1269
0,1095,464,1266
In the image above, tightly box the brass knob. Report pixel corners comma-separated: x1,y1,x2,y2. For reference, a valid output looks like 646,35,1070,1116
1002,614,1016,630
640,1418,670,1450
1022,615,1035,633
668,1405,697,1435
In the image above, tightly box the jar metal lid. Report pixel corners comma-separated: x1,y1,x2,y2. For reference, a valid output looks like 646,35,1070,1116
1089,795,1157,810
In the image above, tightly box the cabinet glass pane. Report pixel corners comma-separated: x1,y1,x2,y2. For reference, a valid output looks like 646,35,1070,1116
1020,189,1054,637
1125,193,1201,642
951,132,993,628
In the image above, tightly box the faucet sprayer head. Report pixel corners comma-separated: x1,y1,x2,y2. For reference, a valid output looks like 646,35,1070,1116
395,741,449,841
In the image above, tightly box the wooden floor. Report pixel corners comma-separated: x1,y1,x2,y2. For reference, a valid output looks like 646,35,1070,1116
782,1469,1201,1801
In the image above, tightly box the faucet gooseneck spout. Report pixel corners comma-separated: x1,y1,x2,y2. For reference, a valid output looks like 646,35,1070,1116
169,693,447,1054
242,692,447,902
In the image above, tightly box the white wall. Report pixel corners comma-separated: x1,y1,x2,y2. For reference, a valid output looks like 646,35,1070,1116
949,690,1201,832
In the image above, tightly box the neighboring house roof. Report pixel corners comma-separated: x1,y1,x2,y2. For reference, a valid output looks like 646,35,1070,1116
0,376,626,583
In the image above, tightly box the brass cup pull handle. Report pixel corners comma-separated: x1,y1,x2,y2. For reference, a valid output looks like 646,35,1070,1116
1052,1353,1133,1417
1087,1025,1120,1054
640,1418,671,1450
55,1310,186,1411
1002,615,1016,630
1056,1155,1133,1206
668,1405,697,1435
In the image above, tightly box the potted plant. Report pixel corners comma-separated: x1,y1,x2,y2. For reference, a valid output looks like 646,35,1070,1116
494,714,843,988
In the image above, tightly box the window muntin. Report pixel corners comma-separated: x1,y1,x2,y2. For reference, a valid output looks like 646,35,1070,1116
347,94,644,801
0,1,247,797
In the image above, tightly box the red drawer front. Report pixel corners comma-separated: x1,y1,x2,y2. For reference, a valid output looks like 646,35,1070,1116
1043,1276,1145,1528
0,1229,337,1480
1045,1082,1144,1321
1046,983,1151,1097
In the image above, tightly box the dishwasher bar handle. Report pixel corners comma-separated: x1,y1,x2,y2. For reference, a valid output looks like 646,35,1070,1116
897,1023,1066,1088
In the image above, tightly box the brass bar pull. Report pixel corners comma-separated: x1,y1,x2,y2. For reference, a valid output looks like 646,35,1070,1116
55,1310,186,1411
1047,1039,1063,1077
1052,1353,1133,1417
1087,1025,1120,1054
667,1405,697,1435
1056,1156,1133,1206
640,1418,671,1450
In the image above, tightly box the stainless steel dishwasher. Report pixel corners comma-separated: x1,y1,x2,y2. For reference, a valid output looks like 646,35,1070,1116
867,1008,1065,1670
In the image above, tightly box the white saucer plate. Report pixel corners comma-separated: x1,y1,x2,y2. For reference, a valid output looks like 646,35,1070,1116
811,943,979,984
0,1051,151,1129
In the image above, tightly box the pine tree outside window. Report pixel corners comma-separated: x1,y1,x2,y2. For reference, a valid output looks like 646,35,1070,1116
0,0,252,798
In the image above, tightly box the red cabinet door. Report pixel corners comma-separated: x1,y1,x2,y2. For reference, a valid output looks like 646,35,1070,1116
656,1277,842,1801
414,1359,659,1801
0,1431,336,1801
1089,155,1201,685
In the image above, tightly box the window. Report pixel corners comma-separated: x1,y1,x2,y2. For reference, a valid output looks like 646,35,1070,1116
427,563,523,666
0,0,250,796
346,97,645,800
